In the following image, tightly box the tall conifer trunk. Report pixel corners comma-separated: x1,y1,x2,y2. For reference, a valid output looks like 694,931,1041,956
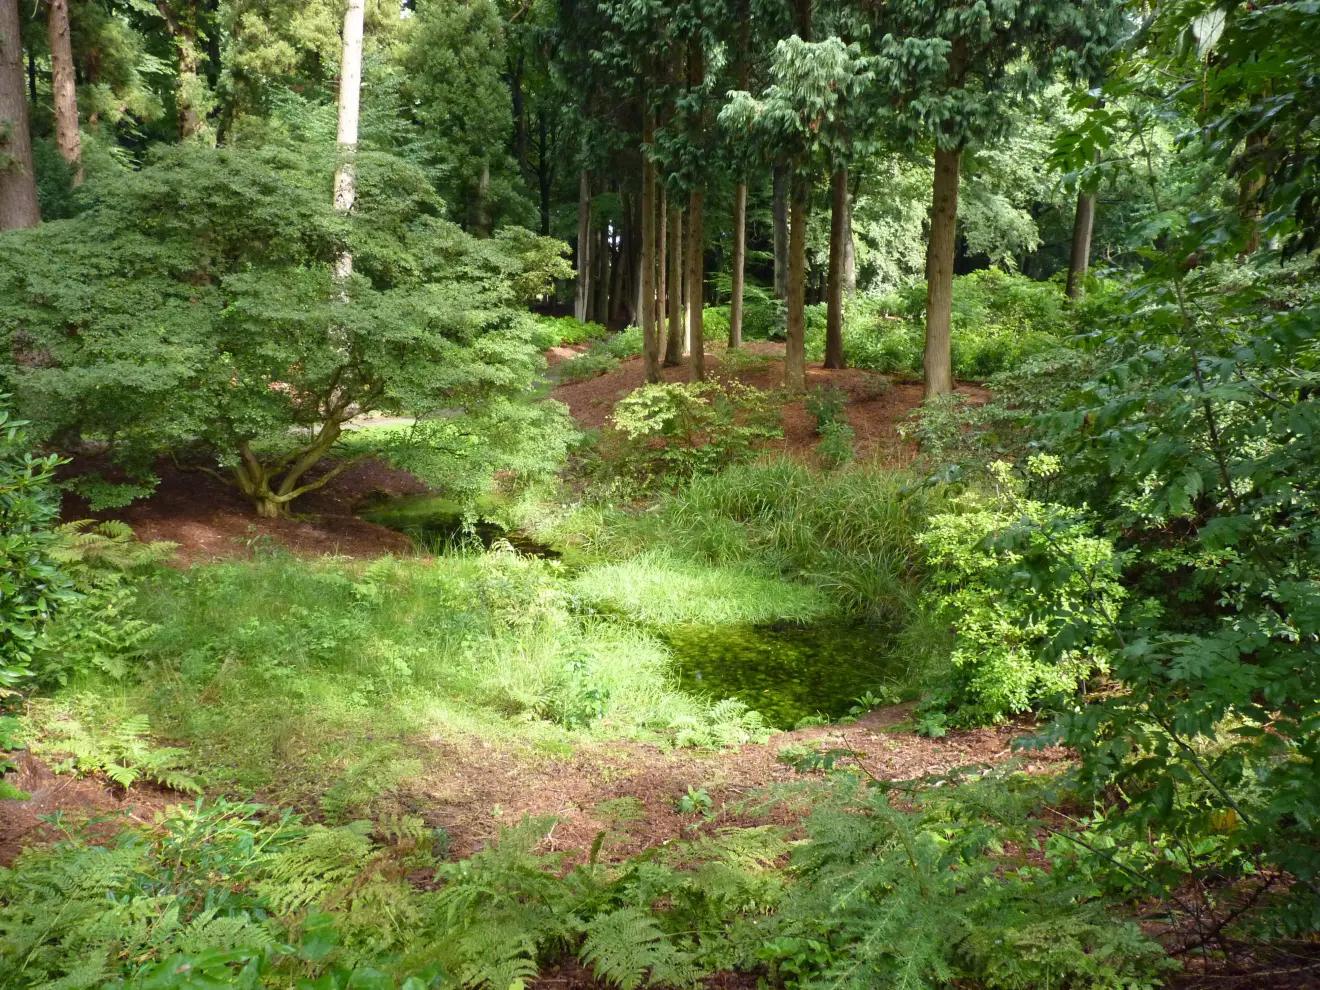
843,183,856,294
687,188,705,381
773,164,788,299
657,185,667,355
824,163,847,369
594,226,611,324
924,145,960,398
729,182,747,348
333,0,365,279
785,176,808,392
665,205,684,365
47,0,82,185
0,0,40,229
641,110,660,382
574,170,592,320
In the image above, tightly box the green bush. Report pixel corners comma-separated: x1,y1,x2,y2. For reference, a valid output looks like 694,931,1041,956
606,380,782,482
529,314,608,348
914,458,1124,729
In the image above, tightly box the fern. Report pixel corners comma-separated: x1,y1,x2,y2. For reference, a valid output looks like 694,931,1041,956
33,712,202,795
580,906,700,990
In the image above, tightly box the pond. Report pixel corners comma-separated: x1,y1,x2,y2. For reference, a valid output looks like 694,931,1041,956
660,619,900,730
358,493,558,557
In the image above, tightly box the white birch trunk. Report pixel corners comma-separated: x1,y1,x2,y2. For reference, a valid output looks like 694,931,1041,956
333,0,365,279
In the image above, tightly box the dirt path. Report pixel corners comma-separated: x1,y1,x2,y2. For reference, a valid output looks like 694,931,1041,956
404,706,1066,861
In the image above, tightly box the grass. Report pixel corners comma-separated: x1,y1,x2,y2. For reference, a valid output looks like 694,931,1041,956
571,550,833,626
42,545,804,803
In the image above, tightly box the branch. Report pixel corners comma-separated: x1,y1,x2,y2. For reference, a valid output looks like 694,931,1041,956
267,453,368,505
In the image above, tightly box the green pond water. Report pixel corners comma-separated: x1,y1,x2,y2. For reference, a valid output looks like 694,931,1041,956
660,620,898,729
359,493,557,557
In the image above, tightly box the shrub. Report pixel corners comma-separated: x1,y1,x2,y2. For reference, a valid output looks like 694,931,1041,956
0,145,567,518
816,420,855,468
607,380,782,482
529,314,608,348
915,459,1124,728
804,385,847,433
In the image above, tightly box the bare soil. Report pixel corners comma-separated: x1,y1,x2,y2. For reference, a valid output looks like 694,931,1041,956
0,751,185,865
549,340,989,466
404,705,1066,862
59,455,427,563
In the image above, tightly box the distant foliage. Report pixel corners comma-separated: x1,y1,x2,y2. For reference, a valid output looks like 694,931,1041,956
529,314,608,348
805,270,1071,379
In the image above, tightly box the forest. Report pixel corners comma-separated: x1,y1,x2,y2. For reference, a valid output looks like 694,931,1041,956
0,0,1318,985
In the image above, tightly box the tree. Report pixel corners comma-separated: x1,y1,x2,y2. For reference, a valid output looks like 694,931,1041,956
721,35,871,391
333,0,364,278
0,0,40,229
868,0,1124,396
0,147,568,517
47,0,82,185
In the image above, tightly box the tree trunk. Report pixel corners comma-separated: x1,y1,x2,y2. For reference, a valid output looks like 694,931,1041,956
824,164,847,369
773,164,788,299
157,0,209,141
47,0,82,185
641,111,660,382
333,0,364,279
924,145,960,399
785,176,808,392
1238,131,1266,255
729,181,747,348
594,226,610,325
1065,187,1095,300
665,205,684,365
0,0,40,229
657,185,668,355
687,188,704,381
609,224,626,326
843,182,856,294
574,170,592,321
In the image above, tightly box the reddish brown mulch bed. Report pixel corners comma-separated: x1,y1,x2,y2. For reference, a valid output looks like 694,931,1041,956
549,341,989,466
0,751,185,865
59,455,427,564
406,705,1065,862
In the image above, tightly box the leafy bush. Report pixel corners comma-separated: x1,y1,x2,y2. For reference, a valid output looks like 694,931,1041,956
0,145,567,518
557,349,620,382
816,420,855,468
0,400,73,698
606,380,782,482
803,385,847,433
529,314,608,348
915,459,1125,728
